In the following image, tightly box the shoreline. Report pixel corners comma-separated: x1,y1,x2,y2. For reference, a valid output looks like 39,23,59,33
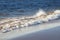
0,19,60,40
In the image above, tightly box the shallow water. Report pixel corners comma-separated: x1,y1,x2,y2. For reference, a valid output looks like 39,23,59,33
11,26,60,40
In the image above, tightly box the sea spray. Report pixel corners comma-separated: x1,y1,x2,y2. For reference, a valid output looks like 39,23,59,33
33,10,47,17
23,10,60,26
20,10,60,27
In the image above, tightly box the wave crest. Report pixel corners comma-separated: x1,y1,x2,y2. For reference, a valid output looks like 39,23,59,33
23,10,60,26
1,9,60,33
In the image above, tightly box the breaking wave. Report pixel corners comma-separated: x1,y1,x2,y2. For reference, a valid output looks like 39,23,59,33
23,9,60,26
0,9,60,33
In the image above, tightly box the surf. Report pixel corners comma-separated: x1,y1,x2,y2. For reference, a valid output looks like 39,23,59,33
0,9,60,33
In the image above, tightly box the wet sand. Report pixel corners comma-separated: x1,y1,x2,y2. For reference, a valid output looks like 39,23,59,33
10,19,60,40
11,26,60,40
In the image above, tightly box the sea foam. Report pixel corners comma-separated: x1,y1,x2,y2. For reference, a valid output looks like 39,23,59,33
23,10,60,26
1,10,60,33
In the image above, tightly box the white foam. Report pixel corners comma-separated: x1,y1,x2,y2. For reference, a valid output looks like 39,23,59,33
54,10,60,13
34,10,46,17
1,10,60,33
25,10,60,26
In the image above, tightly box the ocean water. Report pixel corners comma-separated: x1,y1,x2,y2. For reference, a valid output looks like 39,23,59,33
0,0,60,32
0,0,60,17
0,0,60,40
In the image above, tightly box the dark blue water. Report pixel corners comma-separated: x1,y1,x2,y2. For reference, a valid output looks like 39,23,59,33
0,0,60,17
